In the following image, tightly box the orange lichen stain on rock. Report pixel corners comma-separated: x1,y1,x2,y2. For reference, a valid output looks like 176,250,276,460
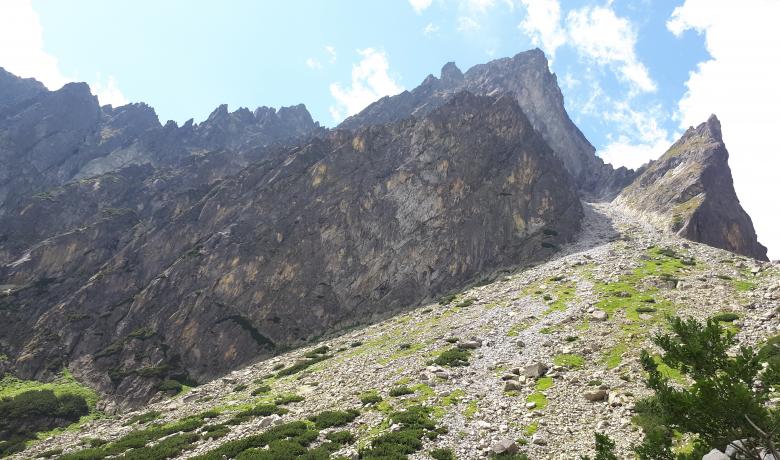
386,170,412,191
230,256,241,268
224,343,238,362
725,222,745,252
352,135,366,152
181,321,200,355
513,213,526,232
311,163,328,187
450,177,466,198
436,159,450,175
277,261,298,283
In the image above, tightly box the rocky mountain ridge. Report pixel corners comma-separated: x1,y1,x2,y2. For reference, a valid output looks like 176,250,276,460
615,115,768,261
11,201,779,459
340,49,635,198
0,47,771,419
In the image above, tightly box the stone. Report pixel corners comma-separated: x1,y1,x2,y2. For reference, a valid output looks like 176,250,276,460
524,362,548,378
532,434,548,445
702,449,730,460
491,439,519,455
591,310,608,321
504,380,523,391
584,390,608,402
458,340,482,350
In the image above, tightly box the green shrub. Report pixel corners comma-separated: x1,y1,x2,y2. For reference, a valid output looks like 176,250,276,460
123,410,161,426
157,379,182,393
712,312,739,322
325,430,355,445
438,294,458,305
360,406,437,459
274,394,304,405
359,392,383,405
234,384,248,392
635,306,657,313
634,316,780,458
35,448,63,458
308,409,360,429
431,447,456,459
275,354,330,377
304,346,330,358
202,423,230,439
389,385,414,397
580,432,617,460
433,348,471,367
453,298,475,308
251,384,271,395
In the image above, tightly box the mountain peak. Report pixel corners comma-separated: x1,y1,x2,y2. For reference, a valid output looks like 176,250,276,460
440,61,464,85
616,116,767,260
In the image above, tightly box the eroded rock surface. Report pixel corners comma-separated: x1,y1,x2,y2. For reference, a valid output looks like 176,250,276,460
616,115,768,260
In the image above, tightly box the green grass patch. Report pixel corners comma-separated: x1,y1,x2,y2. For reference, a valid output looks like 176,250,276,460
603,343,628,369
526,392,548,410
553,353,584,368
535,377,553,391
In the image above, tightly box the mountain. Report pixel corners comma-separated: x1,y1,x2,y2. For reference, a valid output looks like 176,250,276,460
340,49,635,198
12,202,779,459
615,115,768,260
0,46,771,419
0,90,581,407
0,68,321,216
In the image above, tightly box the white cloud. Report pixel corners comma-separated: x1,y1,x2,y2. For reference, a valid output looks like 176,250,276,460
668,0,780,258
423,23,440,36
457,16,481,32
518,0,566,61
0,0,69,90
466,0,495,13
91,75,128,107
597,101,674,170
566,5,656,93
329,48,404,122
325,45,337,64
0,0,127,107
305,58,323,70
409,0,433,14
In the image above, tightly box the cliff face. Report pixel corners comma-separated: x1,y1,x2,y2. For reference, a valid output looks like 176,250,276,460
615,115,768,260
0,67,321,215
340,49,634,198
1,92,581,406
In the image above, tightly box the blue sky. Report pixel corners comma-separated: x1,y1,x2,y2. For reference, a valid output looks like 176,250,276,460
1,0,778,258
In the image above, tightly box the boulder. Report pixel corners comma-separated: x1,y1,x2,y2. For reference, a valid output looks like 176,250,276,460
584,389,608,402
491,439,519,455
524,362,548,378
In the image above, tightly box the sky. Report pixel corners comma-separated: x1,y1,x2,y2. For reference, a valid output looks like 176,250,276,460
0,0,777,259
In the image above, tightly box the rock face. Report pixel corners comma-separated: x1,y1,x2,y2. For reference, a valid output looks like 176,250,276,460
615,115,768,260
0,91,581,406
0,68,321,215
339,49,634,198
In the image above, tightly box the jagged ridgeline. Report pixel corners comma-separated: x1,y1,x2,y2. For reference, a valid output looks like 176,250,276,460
0,48,773,459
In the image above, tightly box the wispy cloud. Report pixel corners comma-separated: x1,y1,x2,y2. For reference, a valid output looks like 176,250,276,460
423,22,440,36
0,0,128,106
457,16,480,32
305,58,323,70
325,45,337,64
566,5,656,93
91,74,128,107
518,0,566,62
408,0,433,14
329,48,404,122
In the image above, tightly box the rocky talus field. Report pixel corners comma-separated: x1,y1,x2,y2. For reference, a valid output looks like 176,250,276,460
15,202,779,460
